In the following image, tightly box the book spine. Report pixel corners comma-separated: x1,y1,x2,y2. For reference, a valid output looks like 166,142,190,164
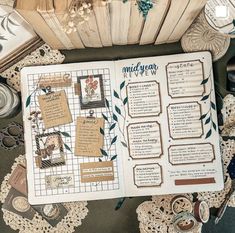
139,0,171,45
15,9,64,49
77,12,102,48
127,1,144,44
48,10,75,49
155,0,190,45
93,3,112,47
110,1,131,45
166,0,207,43
38,8,73,49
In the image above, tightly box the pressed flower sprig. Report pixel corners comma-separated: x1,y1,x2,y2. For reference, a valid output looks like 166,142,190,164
63,0,92,34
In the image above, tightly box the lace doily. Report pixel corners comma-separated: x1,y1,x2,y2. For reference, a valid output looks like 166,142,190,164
137,194,202,233
181,11,230,62
0,44,65,92
221,94,235,136
0,155,88,233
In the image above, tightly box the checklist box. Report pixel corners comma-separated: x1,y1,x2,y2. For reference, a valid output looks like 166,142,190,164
215,5,229,18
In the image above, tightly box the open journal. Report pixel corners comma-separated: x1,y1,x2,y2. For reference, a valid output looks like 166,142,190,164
21,52,224,205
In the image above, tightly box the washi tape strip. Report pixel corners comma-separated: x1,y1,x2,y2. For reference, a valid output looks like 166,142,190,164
171,195,193,215
173,212,198,233
194,200,210,223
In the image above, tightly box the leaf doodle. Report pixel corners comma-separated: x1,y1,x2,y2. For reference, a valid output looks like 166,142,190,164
120,81,125,90
26,95,31,107
201,78,209,85
211,101,216,110
123,97,128,105
205,129,212,139
102,113,108,121
121,141,128,148
212,121,217,131
113,113,118,122
100,149,108,157
115,105,121,115
61,132,71,137
64,143,72,152
110,123,116,131
105,98,110,108
201,95,209,101
111,136,117,145
111,155,117,161
114,90,120,99
199,114,207,120
100,127,104,135
205,117,210,124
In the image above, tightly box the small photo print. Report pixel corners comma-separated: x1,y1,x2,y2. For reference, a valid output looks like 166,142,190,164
77,74,105,109
35,132,65,169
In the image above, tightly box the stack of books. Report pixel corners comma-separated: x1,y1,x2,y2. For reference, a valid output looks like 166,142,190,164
14,0,207,49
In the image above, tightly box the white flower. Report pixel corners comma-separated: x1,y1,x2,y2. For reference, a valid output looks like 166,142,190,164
66,28,73,34
68,21,74,27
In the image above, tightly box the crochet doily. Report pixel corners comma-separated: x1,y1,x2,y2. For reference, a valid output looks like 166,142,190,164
137,94,235,232
181,11,230,62
0,44,65,92
0,155,88,233
221,94,235,136
137,194,202,233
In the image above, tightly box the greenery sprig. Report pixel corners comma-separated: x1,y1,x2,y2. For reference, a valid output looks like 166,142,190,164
123,0,154,18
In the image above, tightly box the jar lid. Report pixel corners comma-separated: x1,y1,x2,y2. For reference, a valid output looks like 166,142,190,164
205,0,235,37
0,84,14,117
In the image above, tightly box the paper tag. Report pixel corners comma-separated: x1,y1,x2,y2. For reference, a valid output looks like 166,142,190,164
38,90,73,129
45,174,74,189
38,74,72,88
80,161,114,183
75,117,104,157
8,165,28,195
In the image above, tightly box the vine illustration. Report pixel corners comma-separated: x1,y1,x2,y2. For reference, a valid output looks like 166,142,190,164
200,68,217,139
99,80,129,162
99,98,118,162
26,84,72,152
0,11,19,40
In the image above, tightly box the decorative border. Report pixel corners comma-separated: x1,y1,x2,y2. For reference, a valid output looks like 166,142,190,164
168,143,215,166
35,131,65,169
167,101,204,140
77,74,105,110
127,121,163,160
165,59,206,99
133,163,163,188
126,81,162,118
